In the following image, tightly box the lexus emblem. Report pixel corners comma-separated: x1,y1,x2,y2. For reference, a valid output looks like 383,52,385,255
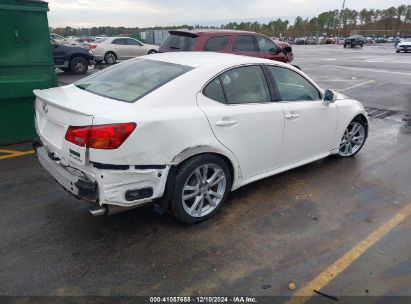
42,102,48,113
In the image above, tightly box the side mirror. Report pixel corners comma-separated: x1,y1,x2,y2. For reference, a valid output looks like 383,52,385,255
323,89,337,104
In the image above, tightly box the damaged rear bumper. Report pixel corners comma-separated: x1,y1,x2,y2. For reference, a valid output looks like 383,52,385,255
36,146,170,208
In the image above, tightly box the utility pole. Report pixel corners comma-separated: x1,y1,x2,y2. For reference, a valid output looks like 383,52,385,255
337,0,346,38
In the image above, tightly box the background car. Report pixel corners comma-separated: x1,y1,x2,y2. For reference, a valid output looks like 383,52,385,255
50,33,80,46
89,37,159,64
51,39,94,74
158,29,294,63
344,35,365,48
396,39,411,53
34,52,367,223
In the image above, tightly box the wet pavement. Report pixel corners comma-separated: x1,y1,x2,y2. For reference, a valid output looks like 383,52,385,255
1,45,410,298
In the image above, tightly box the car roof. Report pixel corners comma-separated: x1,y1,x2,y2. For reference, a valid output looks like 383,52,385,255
141,51,282,68
107,36,132,39
170,29,258,36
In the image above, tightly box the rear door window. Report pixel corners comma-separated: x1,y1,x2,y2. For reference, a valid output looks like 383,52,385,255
112,38,127,45
76,59,192,103
203,78,226,103
204,36,230,51
233,35,256,52
161,34,198,51
219,65,271,104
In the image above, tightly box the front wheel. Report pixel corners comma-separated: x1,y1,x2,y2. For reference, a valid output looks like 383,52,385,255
69,57,88,74
171,155,232,224
338,118,367,157
148,49,157,54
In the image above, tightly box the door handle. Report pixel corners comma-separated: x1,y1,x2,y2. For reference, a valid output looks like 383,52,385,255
285,112,301,119
215,118,238,127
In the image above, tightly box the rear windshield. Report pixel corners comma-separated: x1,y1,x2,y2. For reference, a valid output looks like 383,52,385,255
161,34,198,51
76,59,192,102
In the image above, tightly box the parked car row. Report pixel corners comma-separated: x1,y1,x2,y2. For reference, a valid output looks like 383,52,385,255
52,30,296,74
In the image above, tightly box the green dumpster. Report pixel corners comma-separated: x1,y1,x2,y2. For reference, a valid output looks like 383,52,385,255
0,0,57,145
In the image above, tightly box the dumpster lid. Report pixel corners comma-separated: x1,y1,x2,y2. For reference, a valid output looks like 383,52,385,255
0,0,49,12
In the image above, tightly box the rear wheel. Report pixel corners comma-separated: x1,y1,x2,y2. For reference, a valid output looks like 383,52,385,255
338,118,367,157
69,57,88,74
343,44,347,48
104,51,117,64
171,155,232,224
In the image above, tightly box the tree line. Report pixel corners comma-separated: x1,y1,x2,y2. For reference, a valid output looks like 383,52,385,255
51,4,411,38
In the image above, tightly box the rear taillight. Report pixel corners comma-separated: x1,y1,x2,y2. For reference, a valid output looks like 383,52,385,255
89,44,97,49
65,126,90,147
65,123,136,149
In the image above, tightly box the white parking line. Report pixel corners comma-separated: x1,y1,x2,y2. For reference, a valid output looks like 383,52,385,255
337,80,375,92
325,65,411,76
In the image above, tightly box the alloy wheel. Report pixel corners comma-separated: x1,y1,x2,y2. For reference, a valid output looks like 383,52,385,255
182,163,226,218
105,53,116,64
339,121,365,157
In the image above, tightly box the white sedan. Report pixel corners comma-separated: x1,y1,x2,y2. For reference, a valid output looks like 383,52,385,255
89,37,159,64
34,52,368,223
396,39,411,53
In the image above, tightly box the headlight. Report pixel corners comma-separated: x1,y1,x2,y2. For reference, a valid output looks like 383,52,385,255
88,50,93,55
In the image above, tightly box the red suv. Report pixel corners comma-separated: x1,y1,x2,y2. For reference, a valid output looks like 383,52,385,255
158,30,294,63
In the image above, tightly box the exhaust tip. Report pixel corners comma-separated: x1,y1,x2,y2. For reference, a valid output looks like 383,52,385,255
89,205,107,216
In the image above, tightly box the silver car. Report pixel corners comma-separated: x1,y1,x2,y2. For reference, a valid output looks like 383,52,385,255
90,37,159,64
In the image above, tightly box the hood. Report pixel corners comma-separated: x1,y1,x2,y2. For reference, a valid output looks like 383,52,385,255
274,40,291,48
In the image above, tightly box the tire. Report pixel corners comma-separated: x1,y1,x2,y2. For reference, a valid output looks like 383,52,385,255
396,50,400,53
148,49,157,55
69,57,88,74
170,154,232,224
343,44,346,48
95,59,103,64
360,44,364,47
104,51,117,64
338,117,367,158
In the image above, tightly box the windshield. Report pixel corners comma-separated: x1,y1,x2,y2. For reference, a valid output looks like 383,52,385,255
50,38,60,47
76,59,192,102
161,34,198,51
94,38,107,43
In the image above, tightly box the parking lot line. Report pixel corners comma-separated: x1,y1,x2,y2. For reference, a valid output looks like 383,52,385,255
337,80,374,92
325,65,411,76
0,149,35,160
285,202,411,304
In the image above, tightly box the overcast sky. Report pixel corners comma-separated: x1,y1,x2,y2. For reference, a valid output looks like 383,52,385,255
48,0,408,28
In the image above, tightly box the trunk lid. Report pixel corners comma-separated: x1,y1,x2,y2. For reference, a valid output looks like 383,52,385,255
34,85,124,165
